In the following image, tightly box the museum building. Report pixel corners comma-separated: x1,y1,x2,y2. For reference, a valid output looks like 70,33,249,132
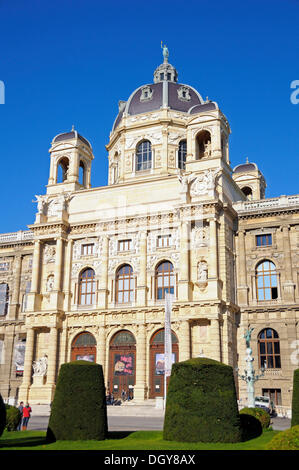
0,48,298,413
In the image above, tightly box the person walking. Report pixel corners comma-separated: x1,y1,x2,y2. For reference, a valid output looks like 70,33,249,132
22,403,32,430
17,401,24,431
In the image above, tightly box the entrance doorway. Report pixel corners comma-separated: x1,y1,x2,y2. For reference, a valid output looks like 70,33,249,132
109,330,136,399
149,329,178,398
71,331,97,362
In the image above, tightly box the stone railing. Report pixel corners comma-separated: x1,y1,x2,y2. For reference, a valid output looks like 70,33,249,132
234,194,299,214
0,230,34,244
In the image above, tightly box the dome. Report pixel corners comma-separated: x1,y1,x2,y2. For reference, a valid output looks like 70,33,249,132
53,127,92,148
112,47,215,132
233,161,258,173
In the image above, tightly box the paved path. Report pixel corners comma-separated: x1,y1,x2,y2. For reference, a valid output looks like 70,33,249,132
27,414,291,432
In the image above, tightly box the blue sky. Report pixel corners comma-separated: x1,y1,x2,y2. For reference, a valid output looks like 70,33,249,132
0,0,298,233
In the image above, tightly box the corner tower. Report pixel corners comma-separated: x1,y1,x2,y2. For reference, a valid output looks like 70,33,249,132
47,127,94,195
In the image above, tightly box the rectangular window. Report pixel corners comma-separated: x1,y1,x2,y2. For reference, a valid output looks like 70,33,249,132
118,239,132,252
81,244,94,256
157,235,172,248
256,234,272,247
262,388,282,406
0,262,9,271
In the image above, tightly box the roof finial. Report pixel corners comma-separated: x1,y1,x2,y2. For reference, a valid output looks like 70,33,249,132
161,41,169,63
246,156,249,164
71,124,75,131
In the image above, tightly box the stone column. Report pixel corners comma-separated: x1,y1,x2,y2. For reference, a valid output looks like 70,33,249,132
178,221,190,301
63,239,73,311
208,218,218,279
179,321,190,361
54,238,64,291
9,254,22,319
98,236,109,308
208,218,221,299
281,225,295,302
137,231,147,306
237,230,249,305
134,324,147,401
97,326,106,374
19,328,35,402
210,318,221,362
31,240,41,293
47,327,58,386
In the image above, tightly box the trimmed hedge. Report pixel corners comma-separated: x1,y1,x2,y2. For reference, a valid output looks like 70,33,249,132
239,413,263,441
0,394,6,437
291,369,299,427
5,405,21,431
47,361,107,441
163,357,242,443
240,407,270,429
266,425,299,450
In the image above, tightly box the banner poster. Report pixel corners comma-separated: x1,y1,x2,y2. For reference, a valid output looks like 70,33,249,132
164,293,173,377
14,341,26,376
114,354,134,376
155,353,176,375
76,354,94,362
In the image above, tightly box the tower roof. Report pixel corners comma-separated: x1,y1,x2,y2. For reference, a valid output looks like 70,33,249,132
52,127,92,148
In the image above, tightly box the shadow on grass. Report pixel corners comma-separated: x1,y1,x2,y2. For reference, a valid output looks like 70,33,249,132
0,431,133,449
0,435,48,449
107,431,133,440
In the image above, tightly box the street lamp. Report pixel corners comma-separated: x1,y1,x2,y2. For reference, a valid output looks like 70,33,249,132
236,327,265,408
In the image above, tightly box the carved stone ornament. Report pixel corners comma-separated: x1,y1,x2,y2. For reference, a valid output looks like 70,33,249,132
44,245,56,263
140,86,153,102
32,354,48,377
177,86,191,102
47,193,72,217
46,274,54,292
190,168,221,197
197,261,208,283
191,225,209,248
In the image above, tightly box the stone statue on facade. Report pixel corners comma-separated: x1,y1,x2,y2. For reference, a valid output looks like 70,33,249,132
33,195,48,215
32,354,48,377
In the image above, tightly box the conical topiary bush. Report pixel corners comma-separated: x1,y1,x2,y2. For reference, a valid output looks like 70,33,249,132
0,393,6,437
163,357,242,443
47,361,107,441
291,368,299,427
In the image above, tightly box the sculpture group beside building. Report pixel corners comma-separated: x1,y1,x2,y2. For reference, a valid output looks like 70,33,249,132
0,49,298,414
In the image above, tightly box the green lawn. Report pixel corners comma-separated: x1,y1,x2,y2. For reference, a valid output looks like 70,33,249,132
0,429,278,450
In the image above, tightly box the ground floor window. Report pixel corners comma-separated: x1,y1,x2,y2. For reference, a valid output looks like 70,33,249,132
149,329,179,399
71,332,97,362
262,388,282,406
108,330,136,399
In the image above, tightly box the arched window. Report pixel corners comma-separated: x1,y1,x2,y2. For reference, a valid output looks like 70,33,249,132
0,283,9,316
178,140,187,170
258,328,281,369
256,260,278,301
79,161,85,186
71,332,97,362
57,157,69,183
155,261,175,300
78,268,96,305
116,265,134,303
136,140,152,172
242,186,253,200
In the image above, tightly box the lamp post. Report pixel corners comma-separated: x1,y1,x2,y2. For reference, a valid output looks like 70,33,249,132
236,327,264,408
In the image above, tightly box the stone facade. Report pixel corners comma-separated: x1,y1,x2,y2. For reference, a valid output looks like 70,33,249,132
0,53,298,413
